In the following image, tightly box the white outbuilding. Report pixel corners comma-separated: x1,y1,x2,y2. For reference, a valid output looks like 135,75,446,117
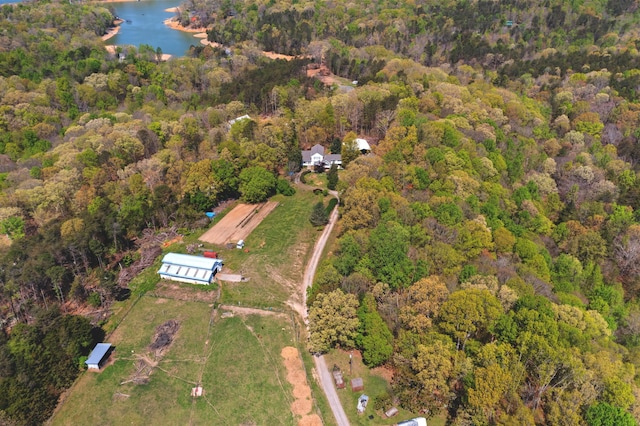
85,343,113,370
158,253,223,285
355,138,371,152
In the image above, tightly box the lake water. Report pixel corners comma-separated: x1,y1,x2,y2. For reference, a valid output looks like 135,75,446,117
0,0,198,57
108,0,199,57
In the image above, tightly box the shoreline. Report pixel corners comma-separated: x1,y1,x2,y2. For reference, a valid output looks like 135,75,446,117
101,19,123,41
99,4,210,60
163,17,209,34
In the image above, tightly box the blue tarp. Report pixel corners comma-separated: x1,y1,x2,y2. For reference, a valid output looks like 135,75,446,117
205,212,216,219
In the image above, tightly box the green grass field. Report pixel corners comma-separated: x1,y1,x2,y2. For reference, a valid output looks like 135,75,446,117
52,296,306,425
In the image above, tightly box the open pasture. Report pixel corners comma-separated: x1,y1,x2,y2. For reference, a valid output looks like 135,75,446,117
51,296,309,425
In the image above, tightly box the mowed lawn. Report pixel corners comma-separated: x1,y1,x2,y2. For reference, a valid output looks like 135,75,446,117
52,296,299,425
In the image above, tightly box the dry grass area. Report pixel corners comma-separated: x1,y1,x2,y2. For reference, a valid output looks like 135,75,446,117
199,201,279,245
150,281,218,303
281,347,322,426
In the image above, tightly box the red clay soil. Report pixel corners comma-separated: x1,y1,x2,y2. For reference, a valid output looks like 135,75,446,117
198,201,279,246
281,347,323,426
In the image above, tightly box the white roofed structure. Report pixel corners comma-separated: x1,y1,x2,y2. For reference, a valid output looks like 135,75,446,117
355,138,371,151
158,253,223,285
85,343,113,370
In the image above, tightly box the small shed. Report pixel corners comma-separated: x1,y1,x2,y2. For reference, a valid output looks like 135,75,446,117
332,369,345,389
191,385,204,397
85,343,113,370
385,407,399,418
355,138,371,152
351,377,364,392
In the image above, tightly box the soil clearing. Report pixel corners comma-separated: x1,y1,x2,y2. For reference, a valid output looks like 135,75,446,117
151,282,219,303
281,346,322,426
199,201,279,246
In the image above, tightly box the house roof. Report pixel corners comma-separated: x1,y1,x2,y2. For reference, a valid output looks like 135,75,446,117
301,144,325,163
85,343,112,366
324,154,342,163
355,138,371,151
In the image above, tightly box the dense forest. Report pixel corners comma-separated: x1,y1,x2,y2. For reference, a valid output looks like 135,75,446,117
2,0,640,424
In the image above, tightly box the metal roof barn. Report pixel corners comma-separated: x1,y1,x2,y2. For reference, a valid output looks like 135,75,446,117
85,343,112,370
158,253,223,285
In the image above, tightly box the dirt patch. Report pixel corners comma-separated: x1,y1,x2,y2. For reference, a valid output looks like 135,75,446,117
307,64,343,87
372,365,394,382
151,282,219,303
121,320,181,385
199,201,279,246
281,347,322,426
263,51,310,61
149,320,180,354
219,305,288,319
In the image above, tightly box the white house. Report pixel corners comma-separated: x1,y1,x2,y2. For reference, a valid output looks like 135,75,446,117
85,343,113,370
158,253,223,285
301,144,342,168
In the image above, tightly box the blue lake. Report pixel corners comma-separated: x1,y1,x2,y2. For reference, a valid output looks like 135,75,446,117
0,0,199,57
108,0,200,57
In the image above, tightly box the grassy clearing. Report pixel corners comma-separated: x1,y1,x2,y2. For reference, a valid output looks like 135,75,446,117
323,350,446,426
53,296,213,425
192,313,298,425
52,297,311,425
214,192,318,309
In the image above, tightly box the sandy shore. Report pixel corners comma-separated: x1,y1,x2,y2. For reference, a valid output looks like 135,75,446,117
164,17,209,33
102,19,123,41
200,38,223,48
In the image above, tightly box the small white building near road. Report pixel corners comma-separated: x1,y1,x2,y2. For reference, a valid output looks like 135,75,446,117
158,253,223,285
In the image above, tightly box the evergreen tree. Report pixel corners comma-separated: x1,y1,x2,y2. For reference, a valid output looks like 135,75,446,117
310,201,329,226
327,163,339,190
357,294,393,367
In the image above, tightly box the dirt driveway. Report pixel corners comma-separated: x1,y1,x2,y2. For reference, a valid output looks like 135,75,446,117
199,201,279,245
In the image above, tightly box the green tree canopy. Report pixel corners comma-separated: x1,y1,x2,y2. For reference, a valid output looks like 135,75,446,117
308,289,359,353
357,293,393,367
238,166,277,203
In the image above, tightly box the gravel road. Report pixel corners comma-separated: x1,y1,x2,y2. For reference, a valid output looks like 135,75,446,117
297,187,350,426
